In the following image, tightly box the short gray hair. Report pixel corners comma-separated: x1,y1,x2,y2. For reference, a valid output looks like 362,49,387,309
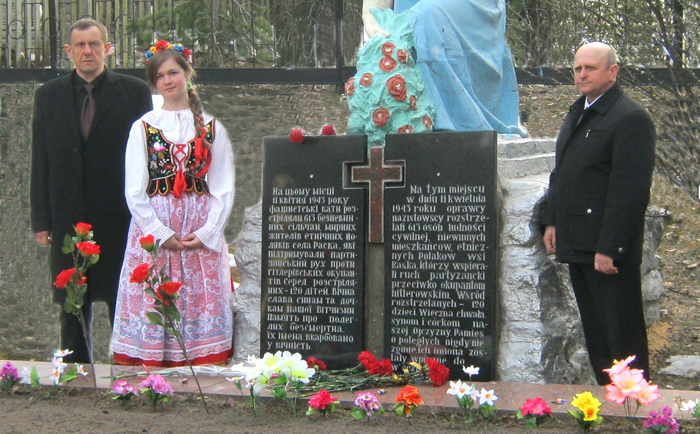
66,19,108,45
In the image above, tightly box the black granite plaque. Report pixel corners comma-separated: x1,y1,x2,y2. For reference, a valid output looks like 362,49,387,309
383,131,498,380
261,135,366,364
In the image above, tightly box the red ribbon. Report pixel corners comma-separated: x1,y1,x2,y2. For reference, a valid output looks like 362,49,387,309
192,134,212,177
172,170,185,198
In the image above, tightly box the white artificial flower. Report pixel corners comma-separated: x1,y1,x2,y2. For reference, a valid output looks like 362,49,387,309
51,357,67,373
286,356,315,385
463,365,480,377
50,368,61,385
681,399,698,412
20,367,32,385
446,380,474,400
258,351,284,374
76,365,88,376
53,349,73,358
476,388,498,406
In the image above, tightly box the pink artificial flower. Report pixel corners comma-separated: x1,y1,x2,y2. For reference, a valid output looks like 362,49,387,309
610,368,644,397
604,383,628,405
632,380,661,406
603,355,636,377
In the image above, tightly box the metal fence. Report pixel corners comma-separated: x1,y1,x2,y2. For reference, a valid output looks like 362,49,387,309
0,0,363,69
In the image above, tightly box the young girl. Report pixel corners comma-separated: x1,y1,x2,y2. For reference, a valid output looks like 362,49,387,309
111,41,234,366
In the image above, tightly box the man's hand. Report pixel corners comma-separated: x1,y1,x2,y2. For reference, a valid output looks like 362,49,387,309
595,253,618,275
543,225,556,254
35,230,52,246
161,234,184,251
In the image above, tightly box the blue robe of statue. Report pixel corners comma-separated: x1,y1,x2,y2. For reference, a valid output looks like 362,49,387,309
395,0,524,135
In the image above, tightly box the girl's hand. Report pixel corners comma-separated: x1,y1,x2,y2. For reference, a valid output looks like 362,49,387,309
161,234,184,250
180,233,203,249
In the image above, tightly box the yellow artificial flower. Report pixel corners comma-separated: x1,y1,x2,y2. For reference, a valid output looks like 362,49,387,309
572,391,601,412
150,46,157,53
581,403,600,421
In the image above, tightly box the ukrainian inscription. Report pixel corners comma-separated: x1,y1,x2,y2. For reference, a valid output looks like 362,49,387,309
261,136,366,360
384,131,497,379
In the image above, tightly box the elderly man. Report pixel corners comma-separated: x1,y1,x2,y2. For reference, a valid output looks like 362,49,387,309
542,42,656,384
30,19,152,363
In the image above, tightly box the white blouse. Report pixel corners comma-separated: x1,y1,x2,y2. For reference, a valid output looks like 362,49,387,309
124,108,235,252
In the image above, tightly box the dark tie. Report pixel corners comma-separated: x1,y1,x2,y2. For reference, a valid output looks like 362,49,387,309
81,83,96,139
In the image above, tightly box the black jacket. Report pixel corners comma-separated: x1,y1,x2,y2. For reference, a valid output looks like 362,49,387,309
542,82,656,265
30,69,152,302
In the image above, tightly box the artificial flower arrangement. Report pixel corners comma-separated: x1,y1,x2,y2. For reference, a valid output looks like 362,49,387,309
128,235,208,413
603,355,661,432
568,391,604,433
306,389,338,418
517,396,552,429
446,365,498,426
0,361,20,392
54,223,100,384
643,406,679,434
145,40,192,63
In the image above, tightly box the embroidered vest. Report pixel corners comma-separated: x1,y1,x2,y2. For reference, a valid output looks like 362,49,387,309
143,119,215,197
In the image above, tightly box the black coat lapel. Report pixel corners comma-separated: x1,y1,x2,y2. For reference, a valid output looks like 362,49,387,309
89,69,119,137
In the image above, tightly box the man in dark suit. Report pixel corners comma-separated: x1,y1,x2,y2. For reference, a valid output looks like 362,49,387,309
542,42,656,385
30,19,152,363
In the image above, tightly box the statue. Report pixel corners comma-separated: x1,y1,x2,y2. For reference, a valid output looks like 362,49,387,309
357,0,524,137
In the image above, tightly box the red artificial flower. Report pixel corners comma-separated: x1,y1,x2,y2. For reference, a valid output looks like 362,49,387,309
307,357,327,371
321,125,336,136
398,124,414,133
76,241,100,256
75,222,92,237
130,263,150,284
409,95,417,110
309,389,338,410
155,40,169,51
397,49,409,63
381,42,395,56
425,357,450,386
423,114,433,129
372,108,390,127
54,268,75,289
160,281,182,296
183,48,192,61
395,385,423,415
360,73,373,87
386,74,407,101
139,235,156,252
54,268,86,289
379,56,397,72
520,397,552,416
290,128,304,143
345,77,355,96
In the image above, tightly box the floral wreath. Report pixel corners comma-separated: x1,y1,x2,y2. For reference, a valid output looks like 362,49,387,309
145,40,192,64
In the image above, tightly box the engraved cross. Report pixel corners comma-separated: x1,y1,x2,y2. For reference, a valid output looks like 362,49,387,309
350,146,404,243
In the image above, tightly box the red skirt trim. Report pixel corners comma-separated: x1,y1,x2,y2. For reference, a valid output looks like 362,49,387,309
113,348,233,367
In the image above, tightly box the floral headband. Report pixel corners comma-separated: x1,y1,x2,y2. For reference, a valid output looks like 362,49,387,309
145,40,192,64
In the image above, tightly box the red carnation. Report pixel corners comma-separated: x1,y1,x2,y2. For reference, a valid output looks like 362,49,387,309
379,56,397,72
290,128,304,143
76,241,100,256
130,263,150,284
377,358,394,375
426,357,450,387
155,40,169,51
360,73,373,87
358,351,378,369
75,222,92,237
307,356,327,371
386,74,407,101
321,125,336,136
345,77,355,96
372,108,390,127
381,42,395,56
397,49,409,63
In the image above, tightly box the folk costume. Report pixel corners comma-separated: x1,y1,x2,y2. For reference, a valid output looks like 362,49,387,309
112,108,234,366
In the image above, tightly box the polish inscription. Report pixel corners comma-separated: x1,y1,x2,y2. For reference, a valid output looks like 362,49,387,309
384,131,497,380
